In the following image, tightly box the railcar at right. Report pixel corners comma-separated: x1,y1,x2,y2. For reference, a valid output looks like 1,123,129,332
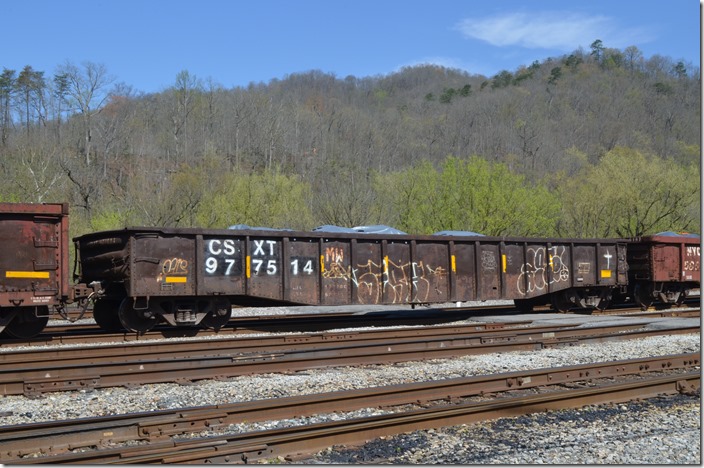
625,232,700,309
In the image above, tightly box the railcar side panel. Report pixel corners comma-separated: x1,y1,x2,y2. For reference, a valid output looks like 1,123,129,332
246,236,283,301
652,245,680,281
414,242,450,303
548,243,572,293
321,240,350,305
351,239,380,305
477,242,501,300
0,202,70,308
384,241,411,304
200,236,245,296
132,234,196,298
453,242,476,301
286,239,318,304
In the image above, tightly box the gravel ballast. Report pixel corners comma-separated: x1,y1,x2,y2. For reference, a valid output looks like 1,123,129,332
0,314,700,464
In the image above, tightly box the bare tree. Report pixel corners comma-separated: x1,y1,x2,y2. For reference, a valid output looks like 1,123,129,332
57,61,114,165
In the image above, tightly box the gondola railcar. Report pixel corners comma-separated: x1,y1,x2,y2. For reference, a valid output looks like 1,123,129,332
73,226,629,332
0,203,71,338
626,232,700,309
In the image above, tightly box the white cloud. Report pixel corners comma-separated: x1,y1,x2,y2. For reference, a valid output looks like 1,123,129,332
456,11,653,51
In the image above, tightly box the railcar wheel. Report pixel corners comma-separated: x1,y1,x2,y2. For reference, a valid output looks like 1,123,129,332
3,307,49,339
93,299,123,331
118,299,158,334
633,283,655,310
200,299,232,330
674,291,686,307
550,291,573,313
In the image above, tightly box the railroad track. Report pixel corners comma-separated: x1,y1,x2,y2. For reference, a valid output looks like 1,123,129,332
2,354,698,463
0,320,698,397
4,303,698,349
1,305,520,348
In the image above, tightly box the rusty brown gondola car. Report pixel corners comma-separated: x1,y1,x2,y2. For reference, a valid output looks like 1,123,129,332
0,202,71,338
73,226,630,332
626,232,701,309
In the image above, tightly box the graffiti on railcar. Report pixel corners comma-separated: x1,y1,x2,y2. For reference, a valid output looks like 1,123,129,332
157,257,190,283
319,251,448,304
352,258,446,304
481,250,497,270
516,246,570,295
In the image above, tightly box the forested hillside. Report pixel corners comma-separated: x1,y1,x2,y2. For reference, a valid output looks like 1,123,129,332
0,41,700,239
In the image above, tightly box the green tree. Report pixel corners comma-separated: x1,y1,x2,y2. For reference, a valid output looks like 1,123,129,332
196,168,314,229
590,39,605,62
0,68,16,146
556,147,700,237
16,65,45,136
375,156,560,236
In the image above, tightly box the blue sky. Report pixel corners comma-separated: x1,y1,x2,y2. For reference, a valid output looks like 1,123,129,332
4,0,701,93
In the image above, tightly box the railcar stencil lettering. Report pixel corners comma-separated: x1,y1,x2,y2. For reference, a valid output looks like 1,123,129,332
290,257,315,275
249,239,280,276
203,238,243,276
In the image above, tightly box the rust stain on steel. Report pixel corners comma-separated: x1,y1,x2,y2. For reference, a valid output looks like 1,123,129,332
0,203,70,307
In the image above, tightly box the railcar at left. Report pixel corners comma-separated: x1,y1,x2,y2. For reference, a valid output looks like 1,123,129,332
0,203,74,338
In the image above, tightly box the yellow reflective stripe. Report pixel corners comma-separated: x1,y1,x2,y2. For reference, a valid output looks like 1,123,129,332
501,254,507,273
383,256,389,273
320,255,325,273
600,270,612,278
6,271,50,279
165,276,187,283
246,255,251,278
451,255,456,273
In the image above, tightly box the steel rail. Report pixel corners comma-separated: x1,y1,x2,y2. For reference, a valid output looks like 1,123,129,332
5,304,522,348
0,324,698,397
1,312,528,348
4,304,693,349
0,353,697,460
0,321,583,367
9,371,699,464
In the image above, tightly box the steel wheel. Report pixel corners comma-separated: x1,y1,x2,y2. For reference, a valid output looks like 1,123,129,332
3,307,49,339
633,282,654,310
200,299,231,330
550,290,573,313
118,298,158,333
93,299,123,331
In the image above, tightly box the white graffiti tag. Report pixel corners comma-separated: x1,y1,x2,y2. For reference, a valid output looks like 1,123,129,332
517,246,570,296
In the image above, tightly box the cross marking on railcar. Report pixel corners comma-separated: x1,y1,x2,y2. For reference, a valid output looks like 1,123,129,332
603,250,612,269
